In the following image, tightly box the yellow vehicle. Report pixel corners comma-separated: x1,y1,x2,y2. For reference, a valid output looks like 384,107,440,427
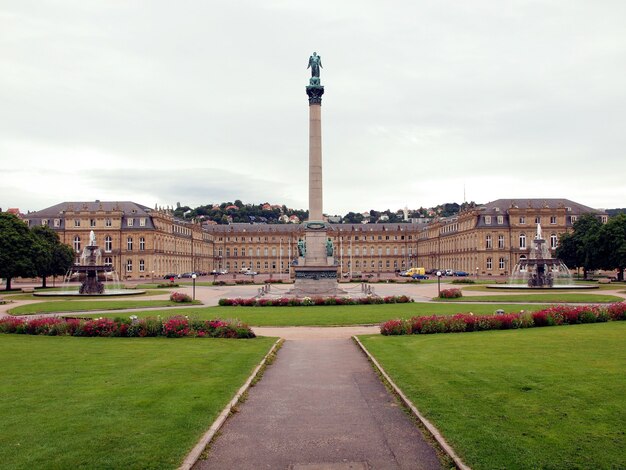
402,267,425,277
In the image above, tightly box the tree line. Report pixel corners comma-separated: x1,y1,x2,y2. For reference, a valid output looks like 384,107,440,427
0,213,75,291
556,213,626,280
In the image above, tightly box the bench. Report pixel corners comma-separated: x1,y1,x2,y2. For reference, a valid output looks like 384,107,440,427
21,287,35,293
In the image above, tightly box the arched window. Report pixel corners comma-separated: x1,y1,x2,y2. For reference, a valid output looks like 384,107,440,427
519,233,526,249
105,236,112,252
73,236,81,252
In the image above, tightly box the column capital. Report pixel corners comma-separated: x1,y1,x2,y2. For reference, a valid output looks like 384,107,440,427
306,85,324,105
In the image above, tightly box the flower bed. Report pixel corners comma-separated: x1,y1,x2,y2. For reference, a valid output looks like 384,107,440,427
0,315,255,339
218,295,413,307
439,288,462,298
170,292,192,303
380,303,626,335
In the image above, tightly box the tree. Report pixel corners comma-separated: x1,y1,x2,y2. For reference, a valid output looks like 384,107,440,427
555,214,602,279
0,213,36,290
598,213,626,281
31,225,74,288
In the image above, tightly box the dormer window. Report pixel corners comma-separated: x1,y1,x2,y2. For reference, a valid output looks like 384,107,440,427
127,218,134,227
485,216,492,225
497,215,503,225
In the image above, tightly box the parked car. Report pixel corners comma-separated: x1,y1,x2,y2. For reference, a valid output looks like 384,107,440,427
411,274,430,280
219,270,229,275
243,270,258,275
453,271,470,277
179,272,194,278
163,273,178,280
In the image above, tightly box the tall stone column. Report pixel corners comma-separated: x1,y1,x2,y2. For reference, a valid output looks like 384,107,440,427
307,87,324,222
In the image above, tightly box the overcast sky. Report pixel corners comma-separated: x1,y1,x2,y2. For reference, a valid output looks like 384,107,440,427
1,0,625,215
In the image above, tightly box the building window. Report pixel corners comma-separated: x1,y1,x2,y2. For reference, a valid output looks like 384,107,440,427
139,259,145,272
105,236,112,252
74,219,81,227
535,217,541,224
519,233,526,249
264,248,268,256
127,237,133,251
550,234,558,249
486,257,492,270
90,219,96,227
73,236,81,252
601,215,608,223
485,216,491,225
54,219,60,227
104,257,112,267
41,219,48,226
498,235,505,249
139,218,146,227
519,216,525,224
550,216,557,224
486,235,492,249
139,237,145,251
272,247,276,256
126,259,132,272
570,216,578,223
242,248,246,257
497,215,503,225
105,218,112,227
127,218,134,227
233,248,238,257
499,257,505,269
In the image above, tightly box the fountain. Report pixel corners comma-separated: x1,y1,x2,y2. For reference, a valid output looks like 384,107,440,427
34,231,145,297
488,224,597,290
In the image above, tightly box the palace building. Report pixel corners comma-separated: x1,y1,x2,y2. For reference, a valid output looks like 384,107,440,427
23,199,606,280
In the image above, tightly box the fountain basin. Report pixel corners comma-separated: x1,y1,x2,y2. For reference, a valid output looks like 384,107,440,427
486,284,598,290
34,289,146,297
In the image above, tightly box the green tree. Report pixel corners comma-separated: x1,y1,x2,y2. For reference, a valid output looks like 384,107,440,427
598,213,626,281
0,213,36,290
31,225,74,288
555,214,602,279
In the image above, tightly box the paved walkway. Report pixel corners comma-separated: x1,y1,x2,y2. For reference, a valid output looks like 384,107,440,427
194,327,442,470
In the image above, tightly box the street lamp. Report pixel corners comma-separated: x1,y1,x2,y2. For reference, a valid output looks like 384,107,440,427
436,270,442,297
191,273,197,301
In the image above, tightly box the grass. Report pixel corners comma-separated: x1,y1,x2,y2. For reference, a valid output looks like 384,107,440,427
8,299,201,315
462,284,621,291
359,323,626,470
435,293,623,303
86,302,550,326
0,334,276,470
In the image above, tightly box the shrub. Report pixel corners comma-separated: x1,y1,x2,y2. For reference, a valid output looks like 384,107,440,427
452,279,475,284
380,319,408,335
163,316,190,337
439,288,462,299
606,302,626,321
157,283,180,288
170,292,192,303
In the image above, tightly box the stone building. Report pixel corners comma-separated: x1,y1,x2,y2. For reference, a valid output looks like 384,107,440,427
24,201,214,280
418,199,607,276
23,198,606,280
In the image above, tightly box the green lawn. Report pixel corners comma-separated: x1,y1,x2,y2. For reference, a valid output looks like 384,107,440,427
0,335,276,470
359,323,626,470
8,299,201,315
88,302,550,326
435,293,623,303
462,284,620,292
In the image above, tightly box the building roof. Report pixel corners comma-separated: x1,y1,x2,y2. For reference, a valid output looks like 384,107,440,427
481,198,605,214
27,201,153,217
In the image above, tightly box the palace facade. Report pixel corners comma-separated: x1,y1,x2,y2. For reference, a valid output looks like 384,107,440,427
23,199,606,280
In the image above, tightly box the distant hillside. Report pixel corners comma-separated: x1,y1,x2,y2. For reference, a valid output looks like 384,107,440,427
606,208,626,217
172,200,477,225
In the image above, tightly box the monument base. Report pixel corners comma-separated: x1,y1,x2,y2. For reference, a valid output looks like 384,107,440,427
289,266,346,297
